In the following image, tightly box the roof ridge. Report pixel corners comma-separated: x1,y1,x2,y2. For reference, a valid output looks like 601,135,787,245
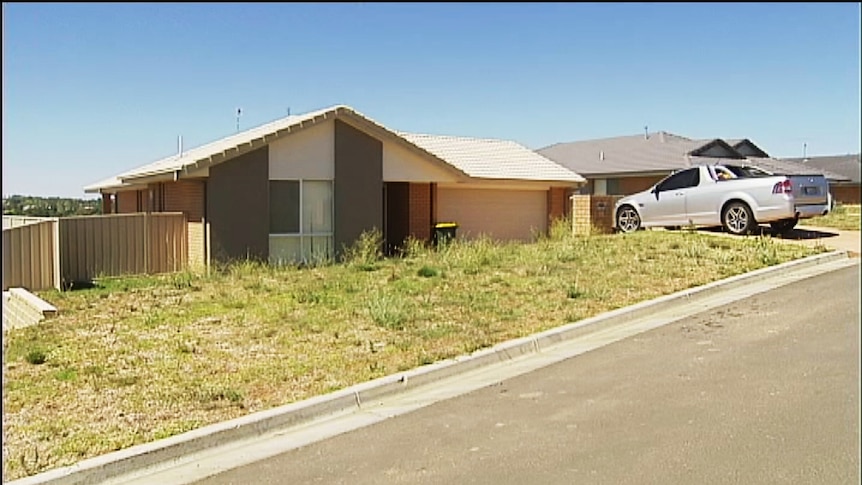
399,132,513,144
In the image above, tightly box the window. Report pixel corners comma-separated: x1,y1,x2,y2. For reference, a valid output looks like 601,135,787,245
657,168,699,192
269,180,333,265
725,165,772,178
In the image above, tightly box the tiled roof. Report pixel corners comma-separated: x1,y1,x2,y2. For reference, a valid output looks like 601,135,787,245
107,105,347,184
398,133,584,183
784,154,860,183
538,131,717,175
86,105,584,192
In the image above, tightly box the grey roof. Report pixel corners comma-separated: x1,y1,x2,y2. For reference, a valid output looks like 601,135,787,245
734,157,850,182
538,131,847,182
538,131,743,176
783,154,861,184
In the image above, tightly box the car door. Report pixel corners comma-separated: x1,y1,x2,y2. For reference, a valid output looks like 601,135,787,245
643,168,699,225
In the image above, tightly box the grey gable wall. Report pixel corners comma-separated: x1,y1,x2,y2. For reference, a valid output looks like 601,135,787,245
334,119,383,258
207,147,270,263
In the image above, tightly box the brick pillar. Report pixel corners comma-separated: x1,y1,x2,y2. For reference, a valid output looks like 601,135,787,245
407,183,432,241
572,195,623,235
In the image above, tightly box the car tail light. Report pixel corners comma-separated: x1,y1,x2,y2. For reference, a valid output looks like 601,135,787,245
772,179,792,194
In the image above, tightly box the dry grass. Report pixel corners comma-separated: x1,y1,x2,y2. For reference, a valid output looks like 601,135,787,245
808,203,860,231
2,227,823,480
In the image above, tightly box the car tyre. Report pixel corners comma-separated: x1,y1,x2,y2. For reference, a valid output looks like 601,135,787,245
616,205,641,233
722,201,755,235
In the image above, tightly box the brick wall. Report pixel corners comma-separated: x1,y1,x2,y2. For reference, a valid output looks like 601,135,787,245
116,190,143,213
547,187,568,224
831,184,861,205
187,221,208,268
572,195,623,235
407,182,432,241
165,180,206,222
616,176,664,195
101,194,113,214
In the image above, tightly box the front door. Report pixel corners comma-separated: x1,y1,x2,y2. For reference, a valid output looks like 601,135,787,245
384,182,409,255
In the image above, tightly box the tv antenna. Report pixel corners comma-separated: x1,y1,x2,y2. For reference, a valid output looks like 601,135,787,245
236,108,242,132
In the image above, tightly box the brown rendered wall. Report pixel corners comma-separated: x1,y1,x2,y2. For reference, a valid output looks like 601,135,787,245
164,179,206,222
831,184,861,205
334,120,383,258
206,147,269,263
408,182,432,241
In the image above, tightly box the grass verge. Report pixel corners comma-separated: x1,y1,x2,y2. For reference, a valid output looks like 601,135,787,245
2,229,823,480
808,203,860,231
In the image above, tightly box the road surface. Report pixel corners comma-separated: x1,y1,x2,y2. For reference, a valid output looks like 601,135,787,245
197,264,860,485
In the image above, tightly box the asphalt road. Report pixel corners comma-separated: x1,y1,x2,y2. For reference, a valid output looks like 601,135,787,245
197,264,860,485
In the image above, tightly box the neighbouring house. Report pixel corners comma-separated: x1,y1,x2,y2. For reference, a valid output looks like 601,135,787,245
783,154,861,204
85,105,585,265
538,131,850,197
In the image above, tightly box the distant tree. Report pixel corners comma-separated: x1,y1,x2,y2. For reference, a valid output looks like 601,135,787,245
2,195,102,217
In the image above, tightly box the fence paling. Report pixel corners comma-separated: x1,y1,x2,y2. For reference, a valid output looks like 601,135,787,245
59,213,188,285
2,219,59,291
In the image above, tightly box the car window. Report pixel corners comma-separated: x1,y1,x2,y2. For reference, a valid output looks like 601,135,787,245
657,168,699,191
725,165,771,178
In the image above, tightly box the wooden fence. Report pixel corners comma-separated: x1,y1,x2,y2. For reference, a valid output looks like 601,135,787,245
2,213,188,291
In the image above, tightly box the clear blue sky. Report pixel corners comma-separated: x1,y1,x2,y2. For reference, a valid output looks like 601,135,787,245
3,2,860,199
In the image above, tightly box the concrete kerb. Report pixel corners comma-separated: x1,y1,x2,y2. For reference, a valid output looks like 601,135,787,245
8,250,851,485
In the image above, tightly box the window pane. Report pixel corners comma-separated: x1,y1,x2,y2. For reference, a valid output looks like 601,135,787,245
305,236,333,263
269,236,302,265
302,181,333,234
270,181,300,233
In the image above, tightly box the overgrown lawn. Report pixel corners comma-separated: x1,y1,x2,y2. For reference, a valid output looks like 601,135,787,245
808,203,860,231
2,227,824,479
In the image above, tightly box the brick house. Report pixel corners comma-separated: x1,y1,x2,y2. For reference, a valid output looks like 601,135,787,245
537,131,849,198
85,105,584,265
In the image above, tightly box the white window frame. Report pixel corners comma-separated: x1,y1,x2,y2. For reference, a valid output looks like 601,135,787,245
269,179,333,263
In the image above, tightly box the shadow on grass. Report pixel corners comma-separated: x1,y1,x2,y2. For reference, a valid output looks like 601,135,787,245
697,225,839,240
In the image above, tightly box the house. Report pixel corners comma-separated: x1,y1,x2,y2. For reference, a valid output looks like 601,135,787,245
783,154,860,204
538,131,849,197
84,105,585,265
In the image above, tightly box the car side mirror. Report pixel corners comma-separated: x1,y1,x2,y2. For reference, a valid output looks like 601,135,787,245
651,186,660,199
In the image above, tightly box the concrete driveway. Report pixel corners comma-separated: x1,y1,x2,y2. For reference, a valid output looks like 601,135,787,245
775,225,861,257
694,224,861,257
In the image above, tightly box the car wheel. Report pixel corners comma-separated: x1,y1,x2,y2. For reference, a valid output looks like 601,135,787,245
616,205,641,233
722,201,755,235
769,218,798,235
